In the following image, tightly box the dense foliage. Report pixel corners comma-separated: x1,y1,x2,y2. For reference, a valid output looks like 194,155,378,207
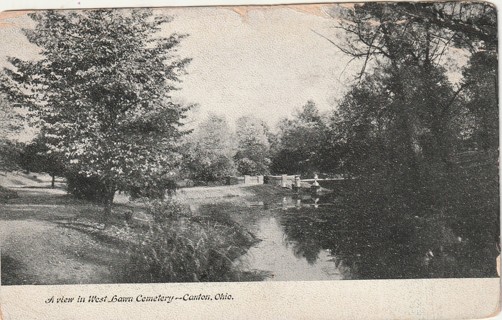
317,2,498,178
181,113,237,184
0,96,23,172
234,115,272,176
19,133,65,187
271,101,329,176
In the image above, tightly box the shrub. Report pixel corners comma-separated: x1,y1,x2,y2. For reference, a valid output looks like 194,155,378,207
125,199,257,282
65,172,108,203
128,179,177,200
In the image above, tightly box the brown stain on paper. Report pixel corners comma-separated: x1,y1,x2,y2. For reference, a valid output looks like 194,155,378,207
0,10,32,28
0,4,353,28
231,4,329,19
228,3,357,24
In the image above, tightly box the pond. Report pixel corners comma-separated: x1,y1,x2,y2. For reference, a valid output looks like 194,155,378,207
203,193,499,281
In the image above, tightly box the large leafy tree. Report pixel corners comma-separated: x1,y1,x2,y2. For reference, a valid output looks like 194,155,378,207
460,51,498,151
0,96,23,172
1,9,192,215
182,114,236,183
234,115,271,175
334,3,455,172
0,95,22,139
271,101,327,176
329,70,391,175
322,2,496,175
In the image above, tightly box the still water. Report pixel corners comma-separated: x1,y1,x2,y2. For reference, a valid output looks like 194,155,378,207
238,215,347,281
216,194,499,281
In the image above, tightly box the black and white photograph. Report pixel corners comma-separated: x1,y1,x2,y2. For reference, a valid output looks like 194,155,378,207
0,0,498,299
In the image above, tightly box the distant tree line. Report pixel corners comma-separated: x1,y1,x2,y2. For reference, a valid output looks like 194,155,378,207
177,99,333,185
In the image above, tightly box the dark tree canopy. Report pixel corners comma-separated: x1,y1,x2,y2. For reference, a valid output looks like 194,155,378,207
460,51,498,150
19,133,65,188
271,101,328,177
319,2,498,177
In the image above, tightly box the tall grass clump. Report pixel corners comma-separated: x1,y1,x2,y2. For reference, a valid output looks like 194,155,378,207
125,199,257,282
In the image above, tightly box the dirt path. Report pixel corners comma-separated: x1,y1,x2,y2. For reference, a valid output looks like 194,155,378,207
1,186,128,285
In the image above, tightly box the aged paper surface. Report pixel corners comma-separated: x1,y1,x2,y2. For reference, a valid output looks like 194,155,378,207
0,1,500,319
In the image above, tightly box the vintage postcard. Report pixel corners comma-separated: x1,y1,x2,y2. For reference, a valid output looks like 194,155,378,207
0,1,499,319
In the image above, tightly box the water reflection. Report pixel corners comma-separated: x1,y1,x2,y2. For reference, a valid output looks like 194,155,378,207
280,195,329,210
235,216,348,281
199,185,499,281
275,194,499,280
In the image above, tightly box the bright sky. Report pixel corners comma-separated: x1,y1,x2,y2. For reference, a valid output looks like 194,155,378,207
161,6,358,127
0,4,469,139
0,5,360,134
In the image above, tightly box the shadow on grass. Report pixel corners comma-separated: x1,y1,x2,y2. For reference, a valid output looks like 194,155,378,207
56,221,133,250
0,185,18,203
1,254,36,285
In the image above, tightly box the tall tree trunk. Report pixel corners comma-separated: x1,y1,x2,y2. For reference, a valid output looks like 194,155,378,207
391,76,419,178
51,174,55,189
433,123,453,170
387,65,421,204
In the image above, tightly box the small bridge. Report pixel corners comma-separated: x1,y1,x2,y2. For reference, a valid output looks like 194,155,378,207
265,174,348,191
300,177,348,191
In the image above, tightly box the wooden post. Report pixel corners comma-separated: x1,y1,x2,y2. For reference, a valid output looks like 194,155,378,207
311,174,320,195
